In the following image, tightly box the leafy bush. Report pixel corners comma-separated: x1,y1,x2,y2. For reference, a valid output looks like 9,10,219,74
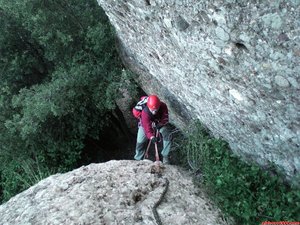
179,121,300,224
0,0,137,202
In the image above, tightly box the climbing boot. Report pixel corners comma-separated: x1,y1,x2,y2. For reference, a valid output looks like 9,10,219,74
163,156,170,164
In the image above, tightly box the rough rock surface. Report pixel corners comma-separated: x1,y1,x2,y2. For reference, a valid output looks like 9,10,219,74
0,160,230,225
97,0,300,181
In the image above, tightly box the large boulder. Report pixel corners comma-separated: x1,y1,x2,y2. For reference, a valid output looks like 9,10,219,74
97,0,300,182
0,160,230,225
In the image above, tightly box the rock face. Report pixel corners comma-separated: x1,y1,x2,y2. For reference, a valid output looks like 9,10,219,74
97,0,300,181
0,160,230,225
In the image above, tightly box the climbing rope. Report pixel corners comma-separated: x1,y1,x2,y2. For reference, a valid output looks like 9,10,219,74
144,124,169,224
144,127,161,162
152,177,169,225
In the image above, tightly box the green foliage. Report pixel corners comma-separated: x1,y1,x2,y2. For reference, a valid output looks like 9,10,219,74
179,121,300,224
0,0,138,202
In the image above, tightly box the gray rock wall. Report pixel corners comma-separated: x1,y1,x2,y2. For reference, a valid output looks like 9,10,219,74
97,0,300,181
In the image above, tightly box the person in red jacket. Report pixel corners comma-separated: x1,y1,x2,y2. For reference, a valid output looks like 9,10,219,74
134,95,171,164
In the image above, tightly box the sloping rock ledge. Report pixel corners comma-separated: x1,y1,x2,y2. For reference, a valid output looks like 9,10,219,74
0,160,231,225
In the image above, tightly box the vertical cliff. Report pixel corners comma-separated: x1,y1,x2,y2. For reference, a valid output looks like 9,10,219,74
97,0,300,181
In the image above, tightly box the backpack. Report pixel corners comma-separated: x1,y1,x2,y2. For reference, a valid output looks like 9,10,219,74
132,96,148,119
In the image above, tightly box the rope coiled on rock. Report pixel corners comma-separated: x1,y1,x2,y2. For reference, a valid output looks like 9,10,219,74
152,177,169,225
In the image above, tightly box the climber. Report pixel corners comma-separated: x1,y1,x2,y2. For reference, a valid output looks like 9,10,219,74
133,95,171,164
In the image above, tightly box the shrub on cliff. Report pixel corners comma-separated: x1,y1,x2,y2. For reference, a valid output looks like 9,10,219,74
179,121,300,224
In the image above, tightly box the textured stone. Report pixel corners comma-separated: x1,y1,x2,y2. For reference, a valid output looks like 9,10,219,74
274,75,290,87
215,27,230,41
261,13,283,29
0,161,230,225
97,0,300,182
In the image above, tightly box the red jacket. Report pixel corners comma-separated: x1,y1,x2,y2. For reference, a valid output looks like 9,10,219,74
140,102,169,139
